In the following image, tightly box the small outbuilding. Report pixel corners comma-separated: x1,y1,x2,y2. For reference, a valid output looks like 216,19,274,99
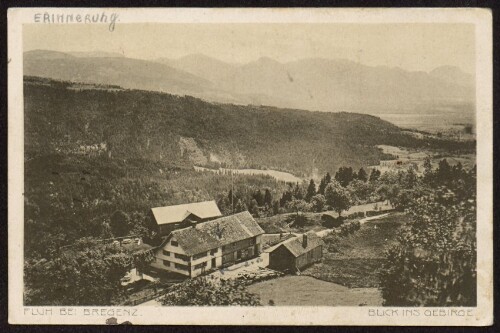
268,232,324,273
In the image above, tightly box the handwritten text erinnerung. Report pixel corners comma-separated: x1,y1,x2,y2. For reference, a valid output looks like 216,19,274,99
34,12,119,32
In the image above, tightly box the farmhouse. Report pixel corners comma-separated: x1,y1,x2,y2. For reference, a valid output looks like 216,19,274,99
151,200,222,236
268,232,324,273
151,211,264,278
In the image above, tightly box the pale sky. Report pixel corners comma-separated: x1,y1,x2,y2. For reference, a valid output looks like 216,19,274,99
23,23,475,73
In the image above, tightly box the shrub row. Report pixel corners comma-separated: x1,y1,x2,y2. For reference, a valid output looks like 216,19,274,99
232,268,284,286
345,211,365,219
366,209,395,217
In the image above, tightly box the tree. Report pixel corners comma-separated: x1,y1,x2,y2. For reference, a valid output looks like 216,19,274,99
286,199,311,228
325,172,332,184
310,194,326,212
217,196,232,216
249,199,260,217
435,159,452,185
324,180,351,216
423,156,433,176
305,179,316,202
24,238,132,305
335,167,354,187
279,188,293,207
376,184,391,202
110,210,131,237
161,276,260,306
318,172,331,195
264,189,273,207
402,166,418,189
347,179,373,204
272,200,280,215
380,184,476,306
133,249,155,278
286,199,311,216
234,199,247,213
293,184,304,200
357,167,368,182
227,189,236,208
369,168,381,182
252,190,264,207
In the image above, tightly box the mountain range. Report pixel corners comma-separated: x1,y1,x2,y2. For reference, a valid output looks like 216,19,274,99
24,50,475,117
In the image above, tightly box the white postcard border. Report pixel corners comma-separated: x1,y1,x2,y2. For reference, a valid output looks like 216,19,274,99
8,7,493,326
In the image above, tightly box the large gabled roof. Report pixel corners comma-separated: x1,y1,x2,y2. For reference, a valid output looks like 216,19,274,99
151,200,222,225
163,211,264,256
273,232,324,257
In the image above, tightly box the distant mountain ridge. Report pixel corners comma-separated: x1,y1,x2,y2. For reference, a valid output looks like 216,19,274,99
24,50,475,117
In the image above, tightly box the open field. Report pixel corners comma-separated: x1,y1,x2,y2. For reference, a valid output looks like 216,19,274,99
371,145,475,174
194,165,302,183
302,213,409,288
377,111,474,134
247,275,382,306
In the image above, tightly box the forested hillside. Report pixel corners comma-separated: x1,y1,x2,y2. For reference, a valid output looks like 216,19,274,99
25,76,471,177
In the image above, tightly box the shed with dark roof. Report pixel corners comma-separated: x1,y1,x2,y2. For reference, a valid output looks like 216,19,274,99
268,232,324,272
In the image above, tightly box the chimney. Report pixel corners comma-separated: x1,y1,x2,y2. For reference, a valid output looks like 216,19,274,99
302,233,308,248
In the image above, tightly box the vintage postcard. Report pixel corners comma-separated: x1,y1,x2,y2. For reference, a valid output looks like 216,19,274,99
8,8,492,325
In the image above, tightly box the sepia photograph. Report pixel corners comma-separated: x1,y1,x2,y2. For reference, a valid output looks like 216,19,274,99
8,8,493,325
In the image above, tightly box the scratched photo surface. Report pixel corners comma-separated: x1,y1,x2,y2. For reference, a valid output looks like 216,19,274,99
8,8,493,325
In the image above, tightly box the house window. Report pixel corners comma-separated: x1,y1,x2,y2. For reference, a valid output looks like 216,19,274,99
175,263,189,271
163,260,171,267
194,262,207,270
163,250,170,256
193,252,205,260
174,253,189,261
171,240,178,247
210,249,217,255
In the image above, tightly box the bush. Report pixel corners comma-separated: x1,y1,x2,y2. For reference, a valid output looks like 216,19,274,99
323,220,361,252
323,233,341,252
161,276,261,306
365,210,380,217
321,214,344,228
345,211,365,219
338,221,361,237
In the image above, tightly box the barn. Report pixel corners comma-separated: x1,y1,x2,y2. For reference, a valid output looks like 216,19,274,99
268,232,324,273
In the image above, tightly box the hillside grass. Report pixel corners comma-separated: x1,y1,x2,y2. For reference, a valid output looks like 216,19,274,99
302,213,410,288
247,275,382,306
